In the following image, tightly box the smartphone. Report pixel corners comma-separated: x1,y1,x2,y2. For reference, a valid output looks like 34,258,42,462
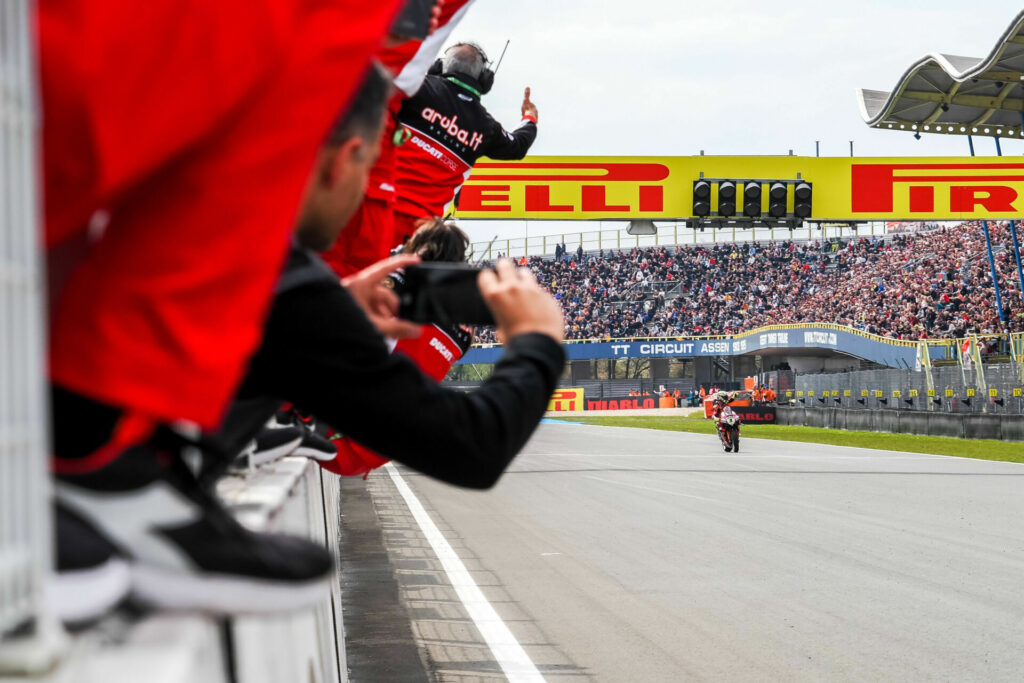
390,0,434,40
395,263,495,326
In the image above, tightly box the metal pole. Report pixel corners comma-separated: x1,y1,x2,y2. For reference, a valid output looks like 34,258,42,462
994,137,1024,307
849,140,854,157
968,136,1007,324
815,140,820,157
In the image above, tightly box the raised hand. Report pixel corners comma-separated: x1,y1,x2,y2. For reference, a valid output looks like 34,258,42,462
521,87,538,122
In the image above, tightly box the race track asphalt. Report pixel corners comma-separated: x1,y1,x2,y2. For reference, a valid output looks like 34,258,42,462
344,423,1024,682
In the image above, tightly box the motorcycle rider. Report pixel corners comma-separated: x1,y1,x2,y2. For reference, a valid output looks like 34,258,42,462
710,390,748,430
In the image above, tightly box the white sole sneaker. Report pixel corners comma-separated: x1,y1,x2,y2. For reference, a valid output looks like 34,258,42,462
131,564,332,614
293,445,336,462
52,556,132,625
250,434,304,467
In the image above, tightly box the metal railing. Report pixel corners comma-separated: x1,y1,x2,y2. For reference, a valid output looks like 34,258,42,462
470,221,885,260
0,0,52,652
472,321,957,350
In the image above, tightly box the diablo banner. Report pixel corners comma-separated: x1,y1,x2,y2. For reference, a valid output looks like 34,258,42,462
731,407,777,424
454,155,1024,221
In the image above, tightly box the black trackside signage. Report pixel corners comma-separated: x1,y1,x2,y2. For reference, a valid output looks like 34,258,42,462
733,407,777,423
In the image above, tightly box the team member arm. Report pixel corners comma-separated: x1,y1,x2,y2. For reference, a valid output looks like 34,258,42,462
241,266,565,489
481,87,538,160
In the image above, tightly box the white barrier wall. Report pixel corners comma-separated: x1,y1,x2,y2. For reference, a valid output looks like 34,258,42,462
224,461,348,683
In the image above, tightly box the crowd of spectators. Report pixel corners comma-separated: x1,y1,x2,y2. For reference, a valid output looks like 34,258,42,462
475,222,1024,344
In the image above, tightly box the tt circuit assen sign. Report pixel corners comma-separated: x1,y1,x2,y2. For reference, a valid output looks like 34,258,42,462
453,156,1024,221
459,325,930,369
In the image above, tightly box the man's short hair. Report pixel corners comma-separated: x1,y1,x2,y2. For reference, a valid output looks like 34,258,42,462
441,43,488,80
325,61,392,146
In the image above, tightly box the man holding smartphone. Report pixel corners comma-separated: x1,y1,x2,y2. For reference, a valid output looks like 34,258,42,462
211,64,566,490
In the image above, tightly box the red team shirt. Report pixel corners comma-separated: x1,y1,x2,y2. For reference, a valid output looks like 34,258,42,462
40,0,402,429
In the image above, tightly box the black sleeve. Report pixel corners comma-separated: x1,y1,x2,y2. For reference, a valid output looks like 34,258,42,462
481,113,537,160
241,281,565,489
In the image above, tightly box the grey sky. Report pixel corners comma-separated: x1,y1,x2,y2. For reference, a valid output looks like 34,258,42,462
442,2,1024,242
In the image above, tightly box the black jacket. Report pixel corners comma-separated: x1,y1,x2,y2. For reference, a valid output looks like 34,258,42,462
394,73,537,217
222,248,564,489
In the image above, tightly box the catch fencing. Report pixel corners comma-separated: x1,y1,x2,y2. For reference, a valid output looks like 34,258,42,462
0,0,52,653
471,221,888,260
786,364,1024,415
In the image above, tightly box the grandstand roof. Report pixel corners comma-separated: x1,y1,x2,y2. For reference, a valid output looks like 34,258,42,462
857,10,1024,138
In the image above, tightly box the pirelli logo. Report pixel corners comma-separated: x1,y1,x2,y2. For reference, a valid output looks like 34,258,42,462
851,162,1024,216
456,156,1022,220
460,162,669,216
547,388,584,412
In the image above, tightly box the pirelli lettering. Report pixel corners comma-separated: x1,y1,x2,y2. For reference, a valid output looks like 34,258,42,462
548,388,584,412
851,162,1024,216
453,155,1022,220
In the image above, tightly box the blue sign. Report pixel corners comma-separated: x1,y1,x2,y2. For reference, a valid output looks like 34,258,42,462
460,325,934,369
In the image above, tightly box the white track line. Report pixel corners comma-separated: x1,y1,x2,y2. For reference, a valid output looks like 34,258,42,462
385,464,545,682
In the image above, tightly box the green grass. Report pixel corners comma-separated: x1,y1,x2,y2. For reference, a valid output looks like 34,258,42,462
560,416,1024,464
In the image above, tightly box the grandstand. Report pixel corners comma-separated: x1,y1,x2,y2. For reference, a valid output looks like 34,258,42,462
474,221,1024,345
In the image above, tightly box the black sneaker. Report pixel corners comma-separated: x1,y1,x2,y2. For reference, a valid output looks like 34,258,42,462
53,502,131,626
272,406,316,431
249,425,304,467
292,429,336,462
55,436,333,615
270,407,296,429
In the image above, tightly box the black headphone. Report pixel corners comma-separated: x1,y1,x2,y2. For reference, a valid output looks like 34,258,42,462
429,43,494,95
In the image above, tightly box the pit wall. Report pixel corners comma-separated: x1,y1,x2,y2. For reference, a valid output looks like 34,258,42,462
777,406,1024,441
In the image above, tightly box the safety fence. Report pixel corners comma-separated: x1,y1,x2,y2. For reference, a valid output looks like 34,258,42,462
470,221,887,260
0,0,52,657
777,406,1024,442
784,364,1024,415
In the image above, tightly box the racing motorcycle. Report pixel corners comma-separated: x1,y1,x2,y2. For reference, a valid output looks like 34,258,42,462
717,406,741,453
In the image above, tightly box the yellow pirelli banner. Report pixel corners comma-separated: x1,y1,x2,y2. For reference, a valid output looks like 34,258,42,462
547,388,584,412
453,156,1024,221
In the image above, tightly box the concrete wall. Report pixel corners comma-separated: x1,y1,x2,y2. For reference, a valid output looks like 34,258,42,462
777,407,1024,442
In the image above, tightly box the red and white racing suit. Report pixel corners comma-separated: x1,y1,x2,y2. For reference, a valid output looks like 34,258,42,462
390,72,538,247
